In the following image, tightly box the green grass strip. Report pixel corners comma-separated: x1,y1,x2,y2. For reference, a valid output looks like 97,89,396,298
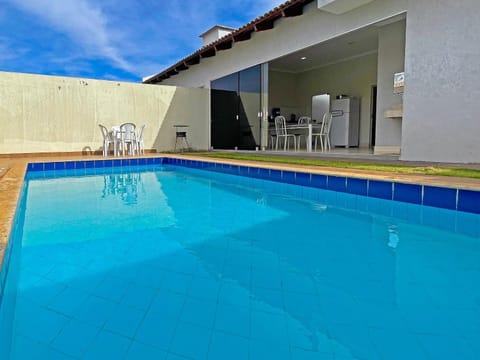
185,152,480,179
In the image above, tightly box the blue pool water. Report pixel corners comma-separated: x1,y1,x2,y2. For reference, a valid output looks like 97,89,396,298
0,164,479,359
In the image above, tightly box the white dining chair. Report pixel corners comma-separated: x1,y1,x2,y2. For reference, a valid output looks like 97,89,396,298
98,124,114,156
274,116,297,151
136,124,146,155
296,116,311,150
312,112,333,151
119,122,137,156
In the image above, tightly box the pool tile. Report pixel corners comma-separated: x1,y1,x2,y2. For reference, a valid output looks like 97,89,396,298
125,341,167,359
55,162,66,171
269,169,282,182
423,185,457,210
121,282,157,310
159,271,192,294
10,336,55,360
134,310,178,350
401,305,457,335
218,280,251,308
251,267,282,290
85,160,95,169
166,353,191,360
295,172,311,187
282,170,296,185
311,174,327,189
214,303,250,338
43,162,54,171
92,275,130,302
328,324,380,360
47,286,90,317
250,310,289,344
188,276,221,301
208,331,249,360
327,175,346,192
291,347,335,360
250,339,290,360
179,297,216,328
394,182,422,204
15,300,70,344
21,276,66,306
259,168,272,180
250,288,284,314
346,178,367,196
83,330,131,359
239,166,249,177
72,295,117,327
456,211,480,237
29,162,43,171
420,334,476,360
368,180,393,200
458,189,480,214
282,270,317,294
104,303,145,338
169,322,211,359
51,319,100,358
369,327,426,360
149,290,185,319
45,262,82,283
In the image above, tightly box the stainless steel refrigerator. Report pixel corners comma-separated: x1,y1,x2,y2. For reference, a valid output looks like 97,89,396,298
330,98,360,148
311,94,330,122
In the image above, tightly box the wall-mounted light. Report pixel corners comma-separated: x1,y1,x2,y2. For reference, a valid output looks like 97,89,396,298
300,56,307,60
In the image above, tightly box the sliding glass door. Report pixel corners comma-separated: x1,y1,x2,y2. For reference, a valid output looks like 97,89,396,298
211,65,262,150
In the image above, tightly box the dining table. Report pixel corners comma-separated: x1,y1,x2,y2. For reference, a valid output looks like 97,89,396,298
269,122,322,152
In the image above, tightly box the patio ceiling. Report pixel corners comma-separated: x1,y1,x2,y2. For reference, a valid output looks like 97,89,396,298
269,25,379,73
269,14,406,73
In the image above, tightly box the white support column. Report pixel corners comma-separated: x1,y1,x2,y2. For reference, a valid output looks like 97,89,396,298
260,63,269,151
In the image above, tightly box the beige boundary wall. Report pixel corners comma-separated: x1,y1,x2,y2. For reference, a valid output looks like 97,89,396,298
0,71,210,154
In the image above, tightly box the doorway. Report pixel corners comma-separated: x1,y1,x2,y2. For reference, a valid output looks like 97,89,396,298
370,85,377,148
211,65,262,150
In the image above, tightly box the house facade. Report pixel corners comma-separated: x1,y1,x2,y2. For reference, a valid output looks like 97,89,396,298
144,0,480,164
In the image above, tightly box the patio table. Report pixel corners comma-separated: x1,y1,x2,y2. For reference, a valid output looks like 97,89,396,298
285,123,322,152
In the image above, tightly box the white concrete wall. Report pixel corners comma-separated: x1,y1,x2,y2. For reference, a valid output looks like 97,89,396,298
401,0,480,163
375,20,405,154
269,70,300,116
161,0,407,88
0,72,209,154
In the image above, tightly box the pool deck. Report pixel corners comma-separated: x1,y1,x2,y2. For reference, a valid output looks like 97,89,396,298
1,153,480,269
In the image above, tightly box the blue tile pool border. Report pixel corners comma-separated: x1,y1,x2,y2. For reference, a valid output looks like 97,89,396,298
25,157,480,215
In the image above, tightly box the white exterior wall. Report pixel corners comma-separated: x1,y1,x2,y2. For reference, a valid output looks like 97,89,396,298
401,0,480,163
375,20,405,154
0,72,210,154
162,0,407,88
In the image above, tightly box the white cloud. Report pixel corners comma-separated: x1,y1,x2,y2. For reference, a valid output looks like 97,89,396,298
6,0,132,71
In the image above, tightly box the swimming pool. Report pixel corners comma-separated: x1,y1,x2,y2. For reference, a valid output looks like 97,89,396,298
0,159,479,359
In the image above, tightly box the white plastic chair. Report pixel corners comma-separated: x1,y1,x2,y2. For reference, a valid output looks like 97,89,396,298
98,124,114,156
313,112,333,151
274,116,297,151
296,116,311,150
136,124,146,155
119,122,137,156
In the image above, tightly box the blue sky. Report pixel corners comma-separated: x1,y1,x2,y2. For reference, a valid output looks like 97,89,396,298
0,0,284,82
